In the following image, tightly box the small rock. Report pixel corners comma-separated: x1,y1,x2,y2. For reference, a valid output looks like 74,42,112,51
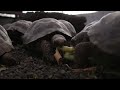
0,65,7,72
60,70,66,74
48,75,53,78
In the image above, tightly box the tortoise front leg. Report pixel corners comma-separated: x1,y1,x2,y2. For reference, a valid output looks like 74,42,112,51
74,42,95,68
0,52,17,66
39,40,57,64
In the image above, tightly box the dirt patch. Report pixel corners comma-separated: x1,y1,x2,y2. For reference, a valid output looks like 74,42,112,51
0,44,100,79
1,44,119,79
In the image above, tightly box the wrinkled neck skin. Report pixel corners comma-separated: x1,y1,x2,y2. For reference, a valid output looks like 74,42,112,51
51,34,67,48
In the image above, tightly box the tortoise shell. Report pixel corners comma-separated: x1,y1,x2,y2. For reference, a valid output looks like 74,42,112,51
0,25,14,56
6,20,32,34
80,11,120,56
22,18,76,44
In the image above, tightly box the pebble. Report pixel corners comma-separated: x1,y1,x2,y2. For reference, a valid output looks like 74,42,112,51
60,70,66,74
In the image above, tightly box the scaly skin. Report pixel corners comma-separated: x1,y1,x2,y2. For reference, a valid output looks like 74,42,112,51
36,40,57,64
71,32,89,46
74,42,95,68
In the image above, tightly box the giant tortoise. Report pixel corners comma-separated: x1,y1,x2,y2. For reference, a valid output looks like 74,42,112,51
22,18,76,64
3,20,32,45
71,11,120,69
0,25,16,66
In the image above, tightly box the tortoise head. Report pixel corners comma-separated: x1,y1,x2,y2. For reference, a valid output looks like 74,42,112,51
51,34,67,47
71,32,89,47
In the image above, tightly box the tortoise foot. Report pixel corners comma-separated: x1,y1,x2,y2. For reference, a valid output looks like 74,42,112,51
1,53,17,66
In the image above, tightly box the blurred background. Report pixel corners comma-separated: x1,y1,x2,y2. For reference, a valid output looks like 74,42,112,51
0,11,115,33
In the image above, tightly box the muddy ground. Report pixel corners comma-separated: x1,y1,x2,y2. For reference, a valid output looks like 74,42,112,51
0,45,119,79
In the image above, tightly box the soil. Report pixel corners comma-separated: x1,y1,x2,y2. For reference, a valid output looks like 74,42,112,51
0,44,120,79
0,44,99,79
